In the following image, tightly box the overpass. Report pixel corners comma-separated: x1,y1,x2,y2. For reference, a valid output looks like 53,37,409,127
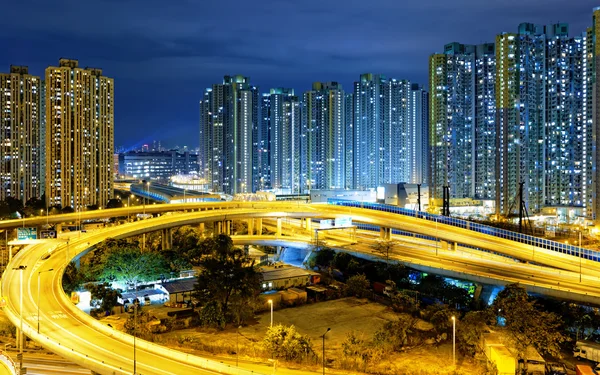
2,202,600,374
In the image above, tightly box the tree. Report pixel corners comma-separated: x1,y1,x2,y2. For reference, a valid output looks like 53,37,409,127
373,315,419,352
332,252,353,272
345,274,370,298
100,247,169,288
263,324,313,361
62,262,83,295
193,234,262,326
492,283,567,358
84,282,122,316
371,240,396,276
457,310,494,356
80,238,137,281
307,247,335,269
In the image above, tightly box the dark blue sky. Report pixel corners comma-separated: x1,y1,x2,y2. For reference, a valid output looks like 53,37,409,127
0,0,593,149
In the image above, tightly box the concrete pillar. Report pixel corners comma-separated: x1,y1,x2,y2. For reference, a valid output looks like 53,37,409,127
162,228,172,250
276,218,282,237
247,219,254,236
216,221,222,234
453,242,458,251
224,220,232,235
380,227,386,240
198,223,205,237
380,227,391,240
305,218,312,232
256,218,263,235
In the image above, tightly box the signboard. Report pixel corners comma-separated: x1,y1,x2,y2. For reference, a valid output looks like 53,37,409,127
320,217,353,229
17,227,37,241
335,217,353,228
319,219,334,229
40,230,57,239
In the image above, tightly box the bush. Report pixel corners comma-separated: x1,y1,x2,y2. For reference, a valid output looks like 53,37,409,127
263,324,313,362
345,274,370,298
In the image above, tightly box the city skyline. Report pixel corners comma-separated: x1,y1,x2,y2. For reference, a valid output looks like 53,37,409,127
0,1,591,147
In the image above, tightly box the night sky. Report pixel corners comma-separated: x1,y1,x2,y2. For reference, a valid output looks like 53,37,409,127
0,0,593,149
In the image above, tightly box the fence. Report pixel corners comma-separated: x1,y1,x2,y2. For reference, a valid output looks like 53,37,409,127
328,199,600,262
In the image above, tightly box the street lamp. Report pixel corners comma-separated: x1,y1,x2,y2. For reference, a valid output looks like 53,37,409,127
133,298,140,375
12,265,27,354
451,316,456,366
321,327,331,375
37,269,54,333
268,299,273,327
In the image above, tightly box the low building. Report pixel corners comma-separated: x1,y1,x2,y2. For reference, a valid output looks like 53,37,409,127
261,265,320,290
161,278,197,304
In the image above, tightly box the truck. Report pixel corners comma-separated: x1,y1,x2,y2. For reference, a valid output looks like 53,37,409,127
576,364,596,375
518,346,545,375
574,340,600,363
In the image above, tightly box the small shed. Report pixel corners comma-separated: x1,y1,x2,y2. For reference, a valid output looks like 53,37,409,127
161,278,197,303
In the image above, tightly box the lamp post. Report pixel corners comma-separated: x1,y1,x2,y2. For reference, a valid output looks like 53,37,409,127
321,327,330,375
12,265,27,354
133,298,139,375
451,316,456,366
268,299,273,327
37,268,54,333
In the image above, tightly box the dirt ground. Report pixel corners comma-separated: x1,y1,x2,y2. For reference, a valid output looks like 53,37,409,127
154,297,487,375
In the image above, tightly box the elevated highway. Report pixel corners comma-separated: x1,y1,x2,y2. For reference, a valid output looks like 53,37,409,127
2,202,600,374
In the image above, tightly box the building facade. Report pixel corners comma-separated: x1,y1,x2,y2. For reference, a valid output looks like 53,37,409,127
430,16,597,219
259,88,301,193
301,82,346,191
199,75,259,195
118,151,199,181
0,66,41,203
45,59,114,210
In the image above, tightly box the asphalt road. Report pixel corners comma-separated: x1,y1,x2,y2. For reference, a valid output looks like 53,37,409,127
2,202,600,374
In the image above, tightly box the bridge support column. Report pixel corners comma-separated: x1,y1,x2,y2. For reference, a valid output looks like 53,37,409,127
276,218,282,237
224,220,232,235
256,218,263,235
305,218,311,232
215,221,222,235
380,227,391,240
162,228,172,250
198,223,205,237
247,219,254,235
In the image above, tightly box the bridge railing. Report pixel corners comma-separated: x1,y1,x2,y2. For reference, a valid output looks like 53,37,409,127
328,199,600,262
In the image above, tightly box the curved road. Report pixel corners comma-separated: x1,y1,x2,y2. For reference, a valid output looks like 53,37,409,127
2,202,600,375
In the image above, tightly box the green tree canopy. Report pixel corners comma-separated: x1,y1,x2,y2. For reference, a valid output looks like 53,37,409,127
100,247,169,287
193,234,262,326
492,283,567,358
84,282,122,315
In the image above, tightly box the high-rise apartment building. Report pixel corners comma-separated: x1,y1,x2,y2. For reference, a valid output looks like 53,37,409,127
410,84,429,185
0,66,41,203
354,74,429,190
354,74,386,189
45,59,114,210
431,16,595,219
429,44,476,203
344,92,354,189
301,82,346,191
199,75,259,195
260,88,301,193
